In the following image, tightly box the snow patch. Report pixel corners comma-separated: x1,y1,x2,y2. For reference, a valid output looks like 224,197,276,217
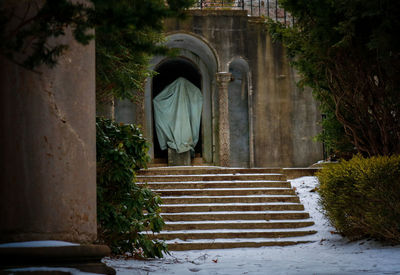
137,173,284,177
0,240,79,248
165,219,313,224
161,195,296,199
5,267,96,275
161,202,300,206
154,187,291,191
153,228,315,234
139,180,287,184
161,210,308,215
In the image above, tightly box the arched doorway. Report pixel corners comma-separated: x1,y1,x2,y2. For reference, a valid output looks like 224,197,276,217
228,58,252,167
145,32,219,165
152,57,203,161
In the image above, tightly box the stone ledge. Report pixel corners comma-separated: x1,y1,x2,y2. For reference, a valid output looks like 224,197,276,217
283,168,321,179
0,245,114,274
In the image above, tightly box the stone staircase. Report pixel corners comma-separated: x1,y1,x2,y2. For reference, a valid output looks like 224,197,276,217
137,167,316,251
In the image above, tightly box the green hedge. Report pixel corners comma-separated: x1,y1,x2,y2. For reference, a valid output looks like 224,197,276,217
317,155,400,244
96,117,167,257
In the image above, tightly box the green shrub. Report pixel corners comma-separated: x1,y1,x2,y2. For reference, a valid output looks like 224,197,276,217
317,155,400,244
96,117,167,257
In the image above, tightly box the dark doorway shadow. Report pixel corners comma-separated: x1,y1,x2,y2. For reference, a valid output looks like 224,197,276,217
152,57,202,161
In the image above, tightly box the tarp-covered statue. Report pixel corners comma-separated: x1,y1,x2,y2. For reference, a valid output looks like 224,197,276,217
153,77,203,153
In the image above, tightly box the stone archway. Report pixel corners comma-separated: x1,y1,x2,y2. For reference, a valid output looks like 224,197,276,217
144,32,219,165
152,57,203,161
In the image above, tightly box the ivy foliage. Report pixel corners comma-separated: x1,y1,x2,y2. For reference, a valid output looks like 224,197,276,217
317,155,400,244
96,117,166,257
267,0,400,157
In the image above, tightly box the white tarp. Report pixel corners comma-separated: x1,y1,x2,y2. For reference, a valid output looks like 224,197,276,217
153,77,203,153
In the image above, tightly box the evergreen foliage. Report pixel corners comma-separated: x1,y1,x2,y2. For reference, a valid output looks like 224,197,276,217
317,155,400,244
96,117,166,257
0,0,94,69
318,112,355,160
93,0,194,101
1,0,194,100
268,0,400,157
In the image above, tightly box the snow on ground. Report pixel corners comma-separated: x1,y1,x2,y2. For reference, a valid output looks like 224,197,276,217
104,177,400,275
0,240,79,247
4,267,97,275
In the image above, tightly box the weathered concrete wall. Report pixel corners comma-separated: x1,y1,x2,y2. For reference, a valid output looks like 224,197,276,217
165,10,248,70
245,19,319,167
115,99,137,124
246,20,322,167
124,10,322,167
0,25,97,242
289,69,322,167
165,10,322,167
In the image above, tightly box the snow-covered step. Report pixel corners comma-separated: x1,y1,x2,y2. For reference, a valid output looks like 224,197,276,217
161,203,305,213
161,211,311,221
139,166,316,250
138,167,283,176
156,187,295,196
137,173,286,182
140,180,291,189
152,229,317,240
164,234,318,250
166,240,311,251
164,220,314,230
161,195,300,204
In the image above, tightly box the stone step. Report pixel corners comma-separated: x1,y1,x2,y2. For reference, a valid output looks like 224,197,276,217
167,240,311,251
141,181,291,189
162,212,311,222
152,230,317,240
161,195,300,204
161,203,305,213
164,221,314,230
137,173,286,182
155,188,296,196
149,158,204,167
140,166,315,251
138,167,283,176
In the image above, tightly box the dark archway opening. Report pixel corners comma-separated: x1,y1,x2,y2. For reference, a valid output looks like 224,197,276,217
152,58,202,160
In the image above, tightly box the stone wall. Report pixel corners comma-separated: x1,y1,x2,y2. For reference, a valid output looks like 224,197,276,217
117,10,322,167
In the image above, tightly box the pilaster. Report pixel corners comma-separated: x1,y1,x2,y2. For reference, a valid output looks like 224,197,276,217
216,72,232,167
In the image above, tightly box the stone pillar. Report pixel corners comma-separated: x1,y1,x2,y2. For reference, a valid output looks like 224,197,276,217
0,10,96,243
216,72,232,167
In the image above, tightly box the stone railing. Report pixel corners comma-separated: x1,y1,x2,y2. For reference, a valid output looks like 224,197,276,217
191,0,294,24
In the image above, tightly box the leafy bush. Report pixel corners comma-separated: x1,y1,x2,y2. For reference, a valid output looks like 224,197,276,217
317,155,400,244
96,117,167,257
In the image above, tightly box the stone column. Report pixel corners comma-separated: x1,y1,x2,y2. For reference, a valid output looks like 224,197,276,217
0,7,96,243
216,72,232,167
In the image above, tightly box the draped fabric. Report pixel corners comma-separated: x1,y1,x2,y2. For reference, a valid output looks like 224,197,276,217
153,77,203,153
